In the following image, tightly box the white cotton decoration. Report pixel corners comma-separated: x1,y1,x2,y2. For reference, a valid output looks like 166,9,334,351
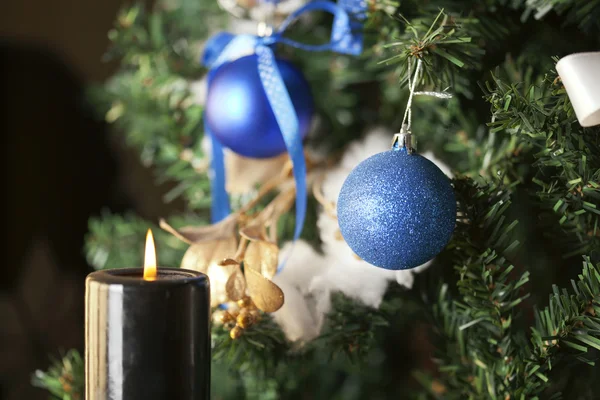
276,241,328,294
272,240,328,342
309,257,395,309
271,279,320,342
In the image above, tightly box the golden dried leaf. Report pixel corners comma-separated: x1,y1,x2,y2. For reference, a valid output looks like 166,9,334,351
225,268,246,301
180,237,238,273
244,240,279,279
159,215,237,244
268,223,278,244
253,188,296,228
239,225,267,241
244,267,284,312
180,237,239,307
225,151,289,195
267,188,296,218
219,258,240,266
233,237,249,260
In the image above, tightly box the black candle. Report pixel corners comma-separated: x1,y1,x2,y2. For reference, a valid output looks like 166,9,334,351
85,231,210,400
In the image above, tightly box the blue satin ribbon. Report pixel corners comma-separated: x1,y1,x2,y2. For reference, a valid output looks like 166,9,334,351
203,0,366,244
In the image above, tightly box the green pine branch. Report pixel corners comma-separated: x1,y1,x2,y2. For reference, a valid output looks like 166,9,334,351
310,292,392,362
484,67,600,258
380,9,485,92
105,1,224,76
212,314,291,398
420,178,600,398
212,316,289,369
522,0,600,33
90,67,212,208
88,0,227,209
84,211,202,270
530,257,600,370
419,178,529,399
32,350,84,400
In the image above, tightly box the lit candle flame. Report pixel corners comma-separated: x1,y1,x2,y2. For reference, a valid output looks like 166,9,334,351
144,229,157,281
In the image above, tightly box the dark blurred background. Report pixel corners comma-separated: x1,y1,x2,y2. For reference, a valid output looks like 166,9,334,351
1,1,179,398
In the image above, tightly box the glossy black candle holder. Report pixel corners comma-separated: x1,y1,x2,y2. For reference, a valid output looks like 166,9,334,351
85,267,210,400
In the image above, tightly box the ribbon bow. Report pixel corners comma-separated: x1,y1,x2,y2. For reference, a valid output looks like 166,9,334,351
202,0,366,252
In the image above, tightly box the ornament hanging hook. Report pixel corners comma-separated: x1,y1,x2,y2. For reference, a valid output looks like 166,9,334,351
392,58,422,154
401,57,423,135
393,57,453,153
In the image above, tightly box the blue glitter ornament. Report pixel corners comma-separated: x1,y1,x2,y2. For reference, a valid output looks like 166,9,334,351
337,142,456,270
205,54,314,159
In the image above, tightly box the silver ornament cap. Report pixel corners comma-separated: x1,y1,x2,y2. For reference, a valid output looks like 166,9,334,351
391,124,416,154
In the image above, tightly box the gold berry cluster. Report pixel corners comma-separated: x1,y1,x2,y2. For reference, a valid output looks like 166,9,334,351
216,296,262,339
58,372,80,400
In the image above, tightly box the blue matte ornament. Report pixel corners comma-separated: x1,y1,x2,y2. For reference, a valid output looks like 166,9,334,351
337,142,456,270
205,53,314,159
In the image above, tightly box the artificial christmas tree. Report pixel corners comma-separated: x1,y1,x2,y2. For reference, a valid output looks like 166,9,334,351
34,0,600,398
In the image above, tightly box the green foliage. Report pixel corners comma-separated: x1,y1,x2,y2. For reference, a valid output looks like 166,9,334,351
105,1,223,75
93,70,211,207
84,211,204,269
523,0,600,33
32,350,84,400
424,178,527,399
211,318,298,398
381,9,484,91
530,257,600,369
212,316,289,370
313,292,392,361
484,69,600,257
89,0,225,209
425,178,600,399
